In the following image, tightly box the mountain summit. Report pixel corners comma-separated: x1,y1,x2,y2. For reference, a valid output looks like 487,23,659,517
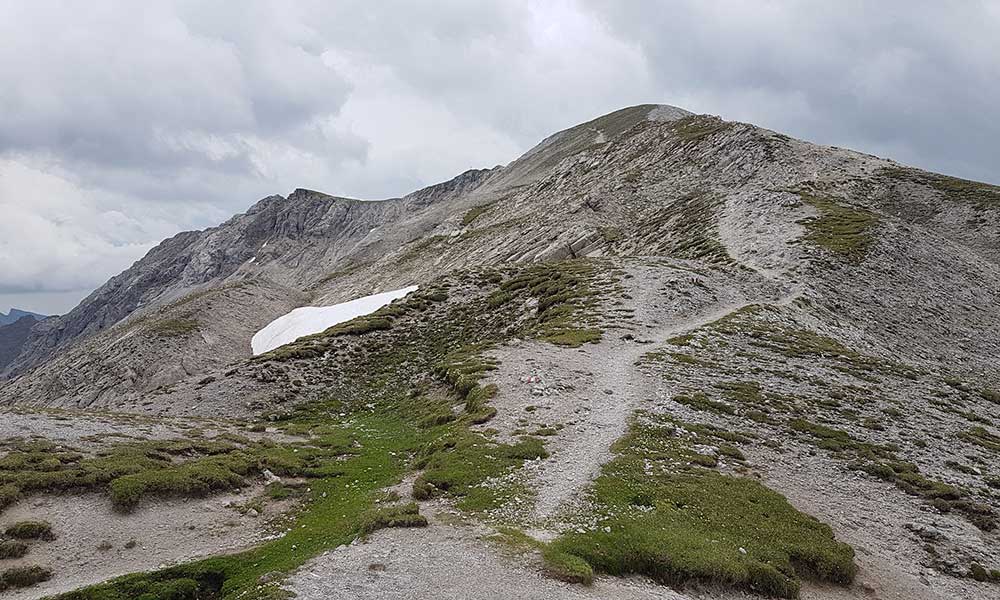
0,307,46,327
1,104,999,599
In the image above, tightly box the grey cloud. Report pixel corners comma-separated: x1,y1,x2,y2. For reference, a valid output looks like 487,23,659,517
581,0,1000,183
1,1,998,314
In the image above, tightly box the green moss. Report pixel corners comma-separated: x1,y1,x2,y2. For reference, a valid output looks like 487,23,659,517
798,192,878,262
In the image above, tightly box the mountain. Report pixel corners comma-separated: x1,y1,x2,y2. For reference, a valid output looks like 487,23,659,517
0,307,46,326
2,105,999,600
0,315,40,371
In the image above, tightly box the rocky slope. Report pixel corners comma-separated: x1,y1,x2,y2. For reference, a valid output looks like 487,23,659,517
1,104,999,600
0,309,46,327
0,316,38,371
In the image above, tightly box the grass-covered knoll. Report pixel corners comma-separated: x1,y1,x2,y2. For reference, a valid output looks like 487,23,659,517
488,261,605,347
0,434,356,515
5,520,55,540
412,431,547,513
798,192,878,263
1,565,52,592
882,166,1000,210
544,413,855,598
0,539,29,559
631,190,731,264
434,347,500,424
147,317,200,338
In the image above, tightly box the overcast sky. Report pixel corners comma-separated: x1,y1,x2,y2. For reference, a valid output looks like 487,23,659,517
1,0,998,315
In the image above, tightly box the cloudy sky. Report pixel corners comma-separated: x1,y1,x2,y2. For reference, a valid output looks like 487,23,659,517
1,1,998,315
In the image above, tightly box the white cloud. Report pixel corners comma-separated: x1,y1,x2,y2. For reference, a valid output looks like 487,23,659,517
1,1,998,314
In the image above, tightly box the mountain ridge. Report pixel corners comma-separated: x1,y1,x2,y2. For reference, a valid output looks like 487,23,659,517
2,103,999,599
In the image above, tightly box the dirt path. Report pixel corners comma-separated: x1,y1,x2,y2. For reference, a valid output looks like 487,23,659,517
486,261,797,528
525,300,760,524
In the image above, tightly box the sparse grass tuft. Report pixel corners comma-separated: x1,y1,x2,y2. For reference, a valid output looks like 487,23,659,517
413,432,547,512
148,317,200,338
0,540,29,559
358,502,428,536
798,192,878,263
5,521,55,541
462,202,497,226
0,565,53,592
0,484,19,513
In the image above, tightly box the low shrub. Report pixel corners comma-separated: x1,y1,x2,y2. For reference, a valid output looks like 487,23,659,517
0,565,53,591
0,540,29,559
358,503,428,537
4,521,55,541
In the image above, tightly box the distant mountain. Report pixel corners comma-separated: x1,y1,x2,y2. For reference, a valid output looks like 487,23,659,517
0,308,46,326
0,315,40,370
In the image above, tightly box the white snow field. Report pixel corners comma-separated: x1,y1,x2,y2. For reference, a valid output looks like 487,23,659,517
251,285,418,355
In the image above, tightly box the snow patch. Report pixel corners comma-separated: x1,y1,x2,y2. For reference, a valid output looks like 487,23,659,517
251,286,418,355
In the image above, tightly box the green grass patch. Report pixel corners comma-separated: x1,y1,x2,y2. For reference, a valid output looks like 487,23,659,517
147,317,200,338
798,192,878,263
358,502,428,537
413,431,547,512
545,413,855,598
5,520,54,541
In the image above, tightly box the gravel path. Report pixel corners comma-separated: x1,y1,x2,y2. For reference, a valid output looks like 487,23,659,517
486,261,795,527
286,507,685,600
